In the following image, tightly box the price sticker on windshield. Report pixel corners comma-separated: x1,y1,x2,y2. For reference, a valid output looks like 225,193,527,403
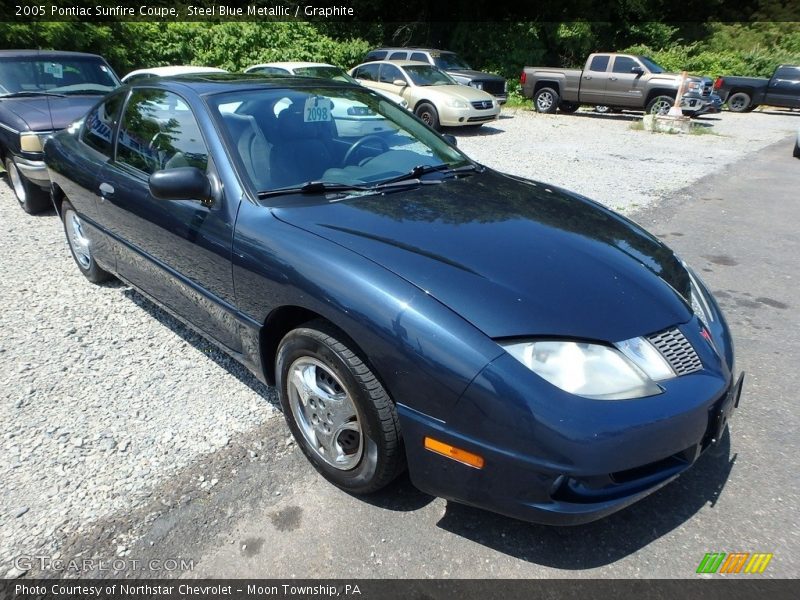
304,96,333,122
44,62,64,79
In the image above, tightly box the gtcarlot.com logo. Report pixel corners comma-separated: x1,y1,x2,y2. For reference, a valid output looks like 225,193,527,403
696,552,773,574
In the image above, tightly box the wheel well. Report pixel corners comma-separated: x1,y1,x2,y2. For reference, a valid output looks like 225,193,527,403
728,87,755,97
413,99,434,113
259,306,329,385
533,81,561,96
51,183,66,216
645,89,677,105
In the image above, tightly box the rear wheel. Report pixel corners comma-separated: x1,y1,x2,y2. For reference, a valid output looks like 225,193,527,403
646,95,675,116
794,140,800,158
727,92,752,113
534,87,560,114
5,157,50,214
415,102,440,131
559,101,580,114
276,320,405,494
61,200,113,283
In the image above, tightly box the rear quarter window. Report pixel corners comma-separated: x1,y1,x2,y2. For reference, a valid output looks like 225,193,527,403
365,51,387,61
80,92,126,157
589,55,610,73
388,52,407,60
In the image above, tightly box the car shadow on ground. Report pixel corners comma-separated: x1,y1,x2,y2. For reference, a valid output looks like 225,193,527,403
447,125,504,137
752,109,800,117
120,287,278,403
565,111,642,122
435,430,735,569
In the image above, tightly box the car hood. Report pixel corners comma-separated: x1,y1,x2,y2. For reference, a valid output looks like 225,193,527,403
446,69,505,82
271,170,693,341
423,84,495,103
1,95,100,131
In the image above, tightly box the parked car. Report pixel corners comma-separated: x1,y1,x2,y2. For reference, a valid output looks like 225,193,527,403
0,50,120,213
350,60,500,130
121,66,228,84
521,53,718,116
44,74,741,525
364,47,508,105
714,65,800,112
244,62,408,137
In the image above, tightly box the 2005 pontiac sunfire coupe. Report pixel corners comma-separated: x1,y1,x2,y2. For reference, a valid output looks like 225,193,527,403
44,74,743,524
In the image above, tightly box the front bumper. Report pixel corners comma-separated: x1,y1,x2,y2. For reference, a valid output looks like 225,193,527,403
400,316,740,525
439,104,501,127
681,92,723,115
12,154,50,188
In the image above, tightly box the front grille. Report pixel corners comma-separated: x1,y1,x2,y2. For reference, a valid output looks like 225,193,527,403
471,100,494,110
647,327,702,376
467,115,496,122
480,80,506,96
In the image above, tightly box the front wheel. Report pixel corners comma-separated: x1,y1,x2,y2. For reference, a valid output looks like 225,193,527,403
5,157,50,214
533,87,560,114
415,102,440,131
62,200,113,283
646,95,675,116
276,320,405,494
794,141,800,158
727,92,752,113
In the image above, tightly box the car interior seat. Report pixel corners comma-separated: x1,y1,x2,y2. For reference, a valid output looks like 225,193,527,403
220,112,271,191
269,103,335,188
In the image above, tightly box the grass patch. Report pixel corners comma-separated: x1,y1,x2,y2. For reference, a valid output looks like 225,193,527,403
689,126,721,136
629,120,645,131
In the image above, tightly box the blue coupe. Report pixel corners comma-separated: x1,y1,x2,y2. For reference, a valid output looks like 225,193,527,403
44,74,742,524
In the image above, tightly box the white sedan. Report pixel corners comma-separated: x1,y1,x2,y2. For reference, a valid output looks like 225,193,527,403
121,66,228,84
244,62,408,137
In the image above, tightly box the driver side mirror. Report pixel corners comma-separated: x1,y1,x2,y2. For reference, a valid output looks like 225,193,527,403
392,79,407,87
149,167,212,205
631,66,645,76
442,134,457,147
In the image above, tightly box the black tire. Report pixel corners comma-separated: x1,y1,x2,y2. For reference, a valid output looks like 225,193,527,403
533,87,559,114
4,157,50,214
727,92,752,113
415,102,440,131
276,320,405,494
743,104,759,113
559,101,580,114
61,199,113,283
794,141,800,159
645,95,676,116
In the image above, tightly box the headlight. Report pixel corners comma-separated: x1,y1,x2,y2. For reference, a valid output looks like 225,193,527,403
445,97,468,109
683,262,715,327
500,338,673,400
469,81,484,90
20,132,51,153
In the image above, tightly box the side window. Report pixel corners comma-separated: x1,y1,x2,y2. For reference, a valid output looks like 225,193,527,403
365,51,387,61
410,52,428,63
379,64,403,84
117,89,208,175
388,52,407,60
80,92,125,157
612,56,638,74
588,55,610,73
773,66,799,80
354,63,380,82
250,67,289,75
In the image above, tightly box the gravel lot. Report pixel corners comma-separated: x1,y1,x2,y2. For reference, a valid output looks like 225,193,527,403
0,107,797,578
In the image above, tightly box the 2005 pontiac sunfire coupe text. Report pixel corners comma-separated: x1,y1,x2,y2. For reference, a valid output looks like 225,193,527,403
43,74,743,524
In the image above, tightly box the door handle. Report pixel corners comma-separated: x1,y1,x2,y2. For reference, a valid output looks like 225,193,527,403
610,77,618,81
99,182,115,200
584,76,592,80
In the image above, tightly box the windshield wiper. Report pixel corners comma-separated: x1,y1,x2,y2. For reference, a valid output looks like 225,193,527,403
1,91,67,98
375,163,483,187
257,181,372,199
62,89,109,95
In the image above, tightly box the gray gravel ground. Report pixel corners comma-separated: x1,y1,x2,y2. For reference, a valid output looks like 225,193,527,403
0,107,798,578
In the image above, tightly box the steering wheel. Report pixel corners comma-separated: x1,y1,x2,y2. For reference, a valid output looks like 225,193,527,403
342,135,390,167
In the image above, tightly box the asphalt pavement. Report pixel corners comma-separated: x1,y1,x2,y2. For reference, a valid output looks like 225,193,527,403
43,134,799,580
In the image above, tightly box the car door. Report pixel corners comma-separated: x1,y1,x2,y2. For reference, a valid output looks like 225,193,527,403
764,66,800,108
96,88,241,351
66,90,128,270
580,54,611,104
351,63,381,91
376,63,409,98
605,55,646,107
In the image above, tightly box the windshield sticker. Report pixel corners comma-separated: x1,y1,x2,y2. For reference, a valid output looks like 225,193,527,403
304,96,333,122
44,62,63,79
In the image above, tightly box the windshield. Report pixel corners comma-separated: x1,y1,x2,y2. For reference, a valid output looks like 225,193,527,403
433,53,472,71
210,85,470,196
637,56,665,74
403,65,456,87
0,56,120,96
293,66,358,84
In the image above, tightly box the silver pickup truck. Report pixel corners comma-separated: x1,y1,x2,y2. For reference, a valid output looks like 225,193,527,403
521,53,720,116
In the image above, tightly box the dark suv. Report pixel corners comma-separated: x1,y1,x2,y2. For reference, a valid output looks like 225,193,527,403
364,48,507,104
0,50,120,213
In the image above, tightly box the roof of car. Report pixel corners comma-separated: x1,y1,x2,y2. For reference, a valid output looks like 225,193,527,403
123,66,228,81
129,73,360,96
357,60,436,68
246,62,334,72
370,48,454,53
0,49,105,59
